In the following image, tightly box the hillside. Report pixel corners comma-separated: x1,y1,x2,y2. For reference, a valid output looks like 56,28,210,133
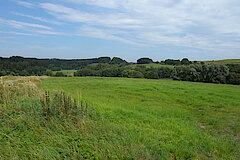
200,59,240,64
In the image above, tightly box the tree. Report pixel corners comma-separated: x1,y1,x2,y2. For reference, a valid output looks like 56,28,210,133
157,67,172,78
144,71,159,79
46,70,53,76
110,57,127,64
137,58,153,64
227,73,240,85
122,69,144,78
181,58,190,65
164,59,181,65
97,57,111,63
171,63,229,83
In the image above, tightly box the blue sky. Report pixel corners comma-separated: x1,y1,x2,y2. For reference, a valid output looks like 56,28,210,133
0,0,240,61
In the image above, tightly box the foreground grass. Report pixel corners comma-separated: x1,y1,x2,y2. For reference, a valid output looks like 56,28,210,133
0,77,98,159
38,77,240,159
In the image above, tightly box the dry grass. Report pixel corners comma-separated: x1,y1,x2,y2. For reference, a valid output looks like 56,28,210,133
0,76,46,105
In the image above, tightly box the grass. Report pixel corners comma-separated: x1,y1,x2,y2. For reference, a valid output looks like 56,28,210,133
38,77,240,159
129,63,174,69
200,59,240,64
53,70,77,75
0,77,97,159
1,76,239,159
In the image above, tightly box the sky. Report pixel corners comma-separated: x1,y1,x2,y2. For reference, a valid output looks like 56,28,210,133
0,0,240,61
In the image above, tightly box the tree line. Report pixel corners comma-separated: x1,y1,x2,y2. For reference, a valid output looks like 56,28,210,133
0,56,126,76
74,62,240,85
0,56,239,85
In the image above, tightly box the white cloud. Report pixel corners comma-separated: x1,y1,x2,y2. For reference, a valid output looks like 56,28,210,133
31,30,64,35
10,0,240,55
60,0,240,53
0,31,35,36
77,26,144,46
13,0,35,8
0,18,51,30
12,12,63,25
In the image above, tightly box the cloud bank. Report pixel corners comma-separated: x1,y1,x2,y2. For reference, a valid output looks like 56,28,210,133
1,0,240,59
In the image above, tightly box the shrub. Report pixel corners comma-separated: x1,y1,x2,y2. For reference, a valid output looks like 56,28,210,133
227,73,240,85
144,71,159,79
171,63,229,83
55,72,66,77
122,69,144,78
157,67,172,78
46,70,54,76
74,69,99,76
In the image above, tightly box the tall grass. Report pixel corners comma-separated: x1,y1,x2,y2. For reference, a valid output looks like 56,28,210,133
0,77,42,105
0,76,98,159
40,91,94,121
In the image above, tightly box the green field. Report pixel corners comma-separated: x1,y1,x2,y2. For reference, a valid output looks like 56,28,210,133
129,63,174,68
1,77,240,159
38,77,240,159
201,59,240,64
53,70,77,75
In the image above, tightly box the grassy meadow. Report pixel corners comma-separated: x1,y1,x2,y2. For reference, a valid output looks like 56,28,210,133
41,77,240,159
1,76,240,159
129,64,174,69
53,70,77,76
200,59,240,64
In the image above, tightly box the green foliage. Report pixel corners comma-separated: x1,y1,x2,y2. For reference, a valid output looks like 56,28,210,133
54,72,66,77
46,70,53,76
74,69,100,77
122,69,144,78
172,63,230,83
130,63,174,69
97,57,111,63
110,57,127,64
74,63,124,77
137,58,154,64
181,58,191,65
145,70,159,79
0,56,125,76
157,67,172,78
164,59,181,65
227,72,240,85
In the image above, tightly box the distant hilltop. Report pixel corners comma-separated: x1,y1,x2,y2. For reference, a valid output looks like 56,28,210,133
199,59,240,64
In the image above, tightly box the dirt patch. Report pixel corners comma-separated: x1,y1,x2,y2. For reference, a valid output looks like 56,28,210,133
199,123,206,131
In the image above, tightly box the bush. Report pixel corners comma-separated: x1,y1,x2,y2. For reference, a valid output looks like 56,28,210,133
144,71,159,79
46,70,54,76
122,69,144,78
157,67,172,78
101,68,123,77
171,63,229,83
55,72,66,77
227,73,240,85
